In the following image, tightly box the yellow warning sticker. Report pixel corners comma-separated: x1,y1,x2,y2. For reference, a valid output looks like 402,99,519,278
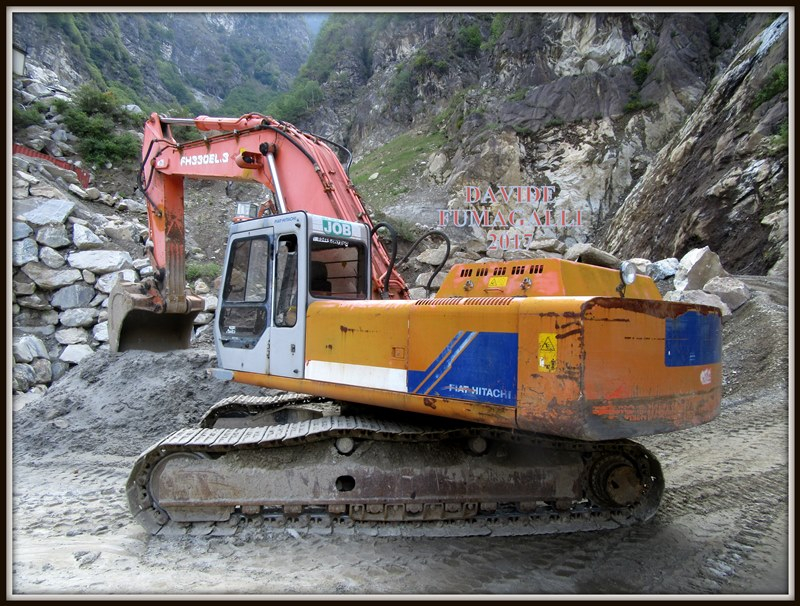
538,332,557,372
488,276,508,288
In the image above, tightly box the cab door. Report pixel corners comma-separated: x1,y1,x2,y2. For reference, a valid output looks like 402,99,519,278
215,225,272,375
269,213,308,378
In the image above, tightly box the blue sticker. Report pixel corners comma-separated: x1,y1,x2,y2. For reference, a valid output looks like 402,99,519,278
664,311,722,367
409,332,518,406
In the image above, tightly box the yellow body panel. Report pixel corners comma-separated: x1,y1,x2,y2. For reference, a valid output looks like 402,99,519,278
230,275,722,440
436,258,662,299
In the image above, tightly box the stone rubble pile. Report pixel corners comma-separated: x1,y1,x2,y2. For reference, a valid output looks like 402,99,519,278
11,154,218,400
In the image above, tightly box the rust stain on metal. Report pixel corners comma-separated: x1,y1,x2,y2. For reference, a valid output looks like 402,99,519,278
423,398,437,409
557,328,582,340
339,325,374,335
582,297,721,320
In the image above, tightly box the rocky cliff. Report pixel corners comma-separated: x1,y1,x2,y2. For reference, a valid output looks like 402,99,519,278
296,12,789,276
11,12,313,111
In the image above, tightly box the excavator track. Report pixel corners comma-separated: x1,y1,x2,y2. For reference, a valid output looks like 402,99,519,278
127,394,664,538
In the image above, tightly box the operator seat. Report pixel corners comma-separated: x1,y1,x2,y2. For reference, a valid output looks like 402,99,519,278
310,261,332,294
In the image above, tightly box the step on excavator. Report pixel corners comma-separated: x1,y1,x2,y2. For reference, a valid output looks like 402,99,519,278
110,113,722,537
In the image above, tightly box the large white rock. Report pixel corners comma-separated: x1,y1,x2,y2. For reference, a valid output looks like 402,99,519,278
59,344,95,364
626,257,651,274
55,327,91,345
703,276,751,311
92,321,109,342
528,238,567,255
72,223,104,250
673,247,727,291
416,244,450,266
58,307,98,327
95,269,138,294
67,250,134,274
13,335,49,363
19,199,75,226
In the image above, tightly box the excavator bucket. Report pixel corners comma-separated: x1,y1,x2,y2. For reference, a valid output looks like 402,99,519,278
108,280,205,352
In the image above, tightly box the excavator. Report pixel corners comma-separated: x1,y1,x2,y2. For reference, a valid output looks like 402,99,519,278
110,113,722,537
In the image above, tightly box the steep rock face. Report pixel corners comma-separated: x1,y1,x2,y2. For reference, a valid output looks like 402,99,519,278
601,14,789,275
303,12,786,276
11,12,312,108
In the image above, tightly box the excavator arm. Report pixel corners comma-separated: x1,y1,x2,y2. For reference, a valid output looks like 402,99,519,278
109,113,408,352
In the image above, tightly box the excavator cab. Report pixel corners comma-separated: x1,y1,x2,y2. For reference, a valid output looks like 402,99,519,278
214,210,371,378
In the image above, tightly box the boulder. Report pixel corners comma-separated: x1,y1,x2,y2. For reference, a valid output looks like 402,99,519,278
13,364,37,393
626,257,651,274
12,279,36,296
647,257,680,281
72,223,104,250
50,283,96,310
528,238,567,254
703,276,751,312
12,238,40,266
92,321,109,343
193,280,210,295
68,183,89,199
664,289,731,316
102,220,137,243
58,307,98,327
13,335,49,363
563,243,621,269
12,222,33,240
31,358,53,384
55,327,91,345
416,244,450,266
15,170,40,185
673,246,728,291
84,187,102,201
39,246,66,269
193,312,214,325
95,269,138,294
116,198,147,214
66,250,134,274
204,295,218,312
21,262,82,289
59,344,95,364
17,294,51,310
415,271,446,290
36,224,72,248
18,198,74,226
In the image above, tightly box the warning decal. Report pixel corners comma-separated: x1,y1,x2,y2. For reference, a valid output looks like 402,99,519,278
538,332,557,372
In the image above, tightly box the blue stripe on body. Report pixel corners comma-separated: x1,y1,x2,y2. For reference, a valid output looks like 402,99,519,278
665,311,722,367
409,332,518,406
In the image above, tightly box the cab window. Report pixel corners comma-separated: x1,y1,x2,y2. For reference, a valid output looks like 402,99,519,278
309,235,367,299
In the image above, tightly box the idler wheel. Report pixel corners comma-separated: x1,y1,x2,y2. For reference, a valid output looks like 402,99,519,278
588,454,645,508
